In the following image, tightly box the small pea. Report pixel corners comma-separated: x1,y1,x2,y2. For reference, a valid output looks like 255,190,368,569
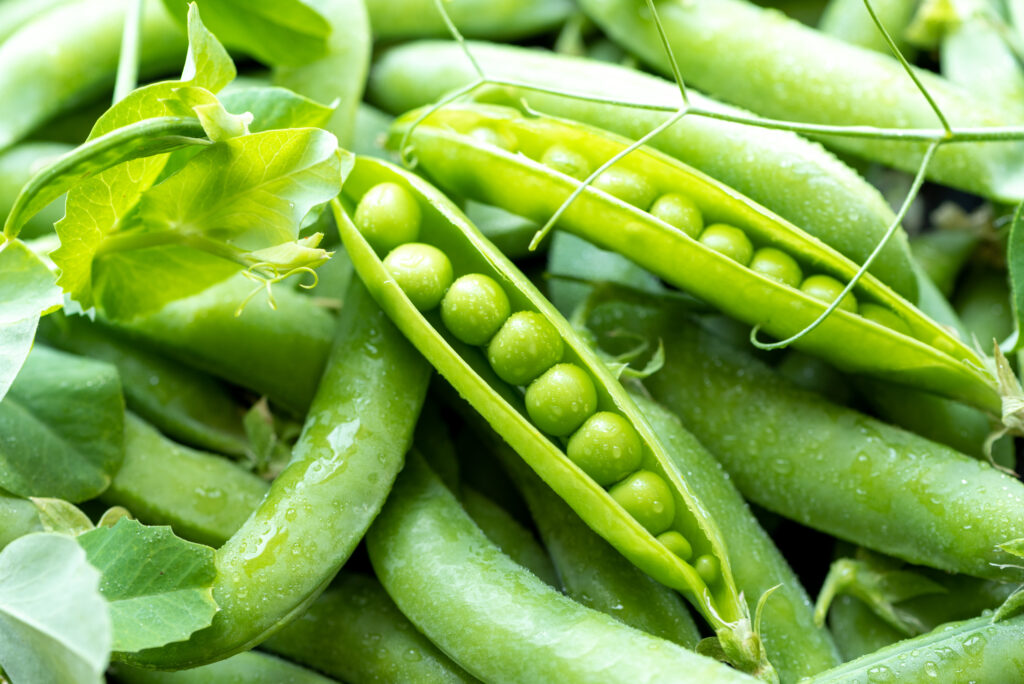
541,144,591,180
649,193,703,239
800,274,858,313
353,182,422,253
487,312,564,385
859,303,911,336
440,274,512,346
750,247,803,288
609,470,676,536
383,243,454,311
694,554,720,585
566,411,643,485
469,126,517,152
656,530,693,561
592,166,657,210
698,223,754,266
525,363,598,436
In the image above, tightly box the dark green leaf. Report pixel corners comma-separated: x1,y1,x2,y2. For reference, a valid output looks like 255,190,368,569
220,86,335,132
77,518,217,653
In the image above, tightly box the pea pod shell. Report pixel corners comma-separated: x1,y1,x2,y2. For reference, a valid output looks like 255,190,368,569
396,105,999,413
336,156,758,662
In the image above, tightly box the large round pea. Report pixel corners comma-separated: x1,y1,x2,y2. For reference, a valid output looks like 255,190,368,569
800,274,858,313
487,312,564,385
649,193,703,239
859,302,911,336
353,182,422,253
750,247,803,288
694,554,720,585
440,274,511,346
656,531,693,561
592,167,656,210
541,144,591,180
525,364,598,437
698,224,754,265
566,412,643,486
609,470,676,536
383,243,453,311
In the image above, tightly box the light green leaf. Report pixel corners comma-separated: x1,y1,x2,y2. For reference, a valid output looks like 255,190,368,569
163,0,331,67
220,86,335,132
77,519,217,653
52,3,235,309
0,240,62,401
0,346,124,501
168,86,252,142
0,533,111,684
999,537,1024,559
30,498,95,536
3,118,209,239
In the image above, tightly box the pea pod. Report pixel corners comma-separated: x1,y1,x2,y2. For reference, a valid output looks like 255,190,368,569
578,0,1024,202
365,0,574,41
584,295,1024,582
121,281,431,669
335,155,773,678
368,40,918,299
0,143,72,239
110,651,338,684
819,0,920,54
828,595,906,662
367,451,759,684
395,104,999,413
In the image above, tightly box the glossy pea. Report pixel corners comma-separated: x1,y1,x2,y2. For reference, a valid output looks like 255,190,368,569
609,470,676,536
750,247,803,288
592,166,656,210
440,273,511,345
354,181,422,253
801,274,858,313
695,554,721,585
524,363,598,436
541,143,592,180
657,530,693,561
384,242,454,311
566,411,644,486
487,311,564,385
650,192,703,239
699,223,753,265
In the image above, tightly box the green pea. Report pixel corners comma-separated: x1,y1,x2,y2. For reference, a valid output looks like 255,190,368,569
469,125,517,152
698,224,753,266
566,411,644,486
749,247,803,288
592,166,656,210
859,302,911,336
354,182,422,253
609,470,676,536
440,273,512,346
383,243,454,311
487,311,564,385
525,363,598,437
695,554,720,585
656,531,693,562
541,144,592,180
649,193,703,239
800,274,858,313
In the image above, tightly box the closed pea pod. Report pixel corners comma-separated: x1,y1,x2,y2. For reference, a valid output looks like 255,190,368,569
335,155,774,679
393,104,1000,414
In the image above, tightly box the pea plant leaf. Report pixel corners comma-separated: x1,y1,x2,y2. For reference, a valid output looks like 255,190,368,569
76,518,217,653
87,129,346,320
1008,201,1024,352
0,346,124,502
2,118,210,239
220,86,335,132
162,0,331,67
0,239,62,402
31,497,96,536
0,533,111,684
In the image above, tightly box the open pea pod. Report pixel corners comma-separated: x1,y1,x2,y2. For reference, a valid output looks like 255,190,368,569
392,105,1001,415
334,156,774,681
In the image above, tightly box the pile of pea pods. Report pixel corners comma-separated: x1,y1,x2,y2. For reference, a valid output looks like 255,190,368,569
4,0,1024,682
